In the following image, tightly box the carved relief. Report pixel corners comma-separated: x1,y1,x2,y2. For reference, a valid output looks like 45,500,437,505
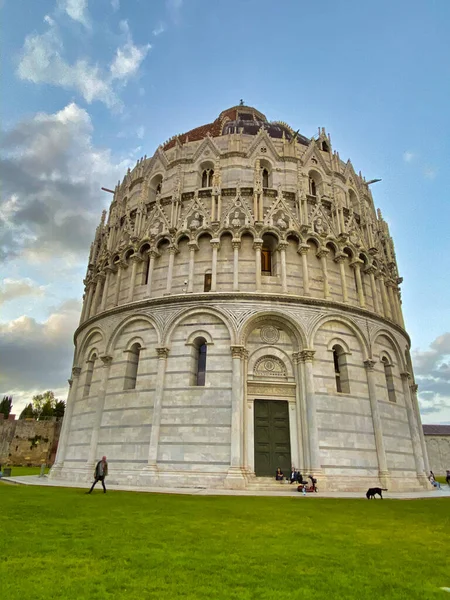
254,355,287,378
260,325,280,344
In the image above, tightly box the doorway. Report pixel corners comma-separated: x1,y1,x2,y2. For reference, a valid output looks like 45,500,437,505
254,399,291,477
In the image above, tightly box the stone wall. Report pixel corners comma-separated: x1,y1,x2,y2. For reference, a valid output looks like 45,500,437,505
425,435,450,475
0,416,62,466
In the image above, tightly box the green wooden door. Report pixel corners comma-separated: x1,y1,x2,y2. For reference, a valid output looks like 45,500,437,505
254,400,291,477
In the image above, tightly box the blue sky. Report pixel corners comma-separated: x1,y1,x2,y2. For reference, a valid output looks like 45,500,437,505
1,0,450,422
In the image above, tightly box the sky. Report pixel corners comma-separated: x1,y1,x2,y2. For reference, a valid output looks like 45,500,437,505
1,0,450,423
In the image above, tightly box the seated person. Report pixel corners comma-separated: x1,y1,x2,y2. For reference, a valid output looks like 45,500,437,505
275,467,284,481
429,473,441,489
290,467,299,484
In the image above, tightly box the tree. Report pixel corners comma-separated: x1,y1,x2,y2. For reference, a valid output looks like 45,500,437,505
19,403,36,419
0,395,13,418
32,391,56,419
54,400,66,419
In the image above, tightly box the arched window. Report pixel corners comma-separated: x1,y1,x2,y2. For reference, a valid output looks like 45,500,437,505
201,169,214,188
124,343,141,390
204,271,212,292
262,168,269,188
261,245,272,275
382,357,396,402
332,345,350,394
309,177,317,196
193,337,207,386
83,353,97,397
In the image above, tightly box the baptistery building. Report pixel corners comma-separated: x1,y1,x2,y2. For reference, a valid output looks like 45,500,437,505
51,105,430,491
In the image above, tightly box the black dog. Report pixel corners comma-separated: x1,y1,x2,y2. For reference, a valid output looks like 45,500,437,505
366,487,387,499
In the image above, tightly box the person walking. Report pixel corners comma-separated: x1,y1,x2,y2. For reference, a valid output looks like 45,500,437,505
87,456,108,494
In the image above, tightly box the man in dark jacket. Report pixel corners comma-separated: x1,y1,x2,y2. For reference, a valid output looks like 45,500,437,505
87,456,108,494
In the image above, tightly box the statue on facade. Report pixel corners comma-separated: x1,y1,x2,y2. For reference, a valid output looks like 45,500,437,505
189,212,202,231
314,217,328,236
277,212,287,230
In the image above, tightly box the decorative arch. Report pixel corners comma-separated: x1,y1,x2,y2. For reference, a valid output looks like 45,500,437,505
75,326,106,364
253,355,288,379
239,311,306,351
326,337,352,355
372,329,407,372
248,346,294,379
107,313,161,354
124,336,147,352
164,306,235,346
309,315,369,357
185,329,214,346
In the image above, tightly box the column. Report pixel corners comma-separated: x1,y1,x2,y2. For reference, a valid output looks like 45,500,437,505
50,366,82,476
292,353,308,471
298,244,310,296
145,347,170,470
100,268,112,312
210,239,220,292
224,346,247,488
401,372,427,483
300,350,321,473
187,242,198,293
146,250,159,298
254,239,263,291
127,255,141,303
364,360,389,484
366,266,381,314
386,281,397,323
165,247,177,295
375,273,386,317
232,239,240,291
351,259,366,308
83,283,95,321
410,382,430,474
278,241,288,293
379,275,391,319
113,264,125,307
395,288,406,328
334,253,348,303
91,277,103,317
86,355,113,468
317,247,331,299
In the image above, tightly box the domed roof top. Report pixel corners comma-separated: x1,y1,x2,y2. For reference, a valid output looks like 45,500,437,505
163,105,310,150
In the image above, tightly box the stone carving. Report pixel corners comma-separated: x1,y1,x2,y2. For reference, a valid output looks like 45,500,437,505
260,325,280,344
150,220,161,237
276,212,288,230
314,217,329,236
189,212,203,231
231,210,243,229
254,356,287,378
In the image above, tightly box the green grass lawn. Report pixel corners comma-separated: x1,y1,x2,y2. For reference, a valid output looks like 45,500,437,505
0,484,449,600
1,465,50,476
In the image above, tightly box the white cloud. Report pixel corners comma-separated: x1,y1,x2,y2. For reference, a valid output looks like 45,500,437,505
58,0,90,28
136,126,145,139
17,25,118,108
111,0,120,11
0,278,46,305
152,23,166,36
17,18,150,108
403,151,415,163
110,21,151,81
413,333,450,423
0,299,81,405
0,102,132,262
44,15,56,27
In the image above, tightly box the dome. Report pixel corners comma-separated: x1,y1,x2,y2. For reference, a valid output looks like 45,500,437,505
163,104,310,149
50,105,430,494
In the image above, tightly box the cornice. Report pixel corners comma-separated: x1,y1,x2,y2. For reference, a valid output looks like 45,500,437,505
74,291,410,345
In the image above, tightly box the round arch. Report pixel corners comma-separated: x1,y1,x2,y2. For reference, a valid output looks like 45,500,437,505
164,306,236,346
239,311,306,351
372,329,407,371
309,314,369,357
106,313,161,354
75,326,106,364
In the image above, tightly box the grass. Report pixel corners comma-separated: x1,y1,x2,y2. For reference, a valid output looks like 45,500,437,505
0,484,449,600
1,465,50,476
